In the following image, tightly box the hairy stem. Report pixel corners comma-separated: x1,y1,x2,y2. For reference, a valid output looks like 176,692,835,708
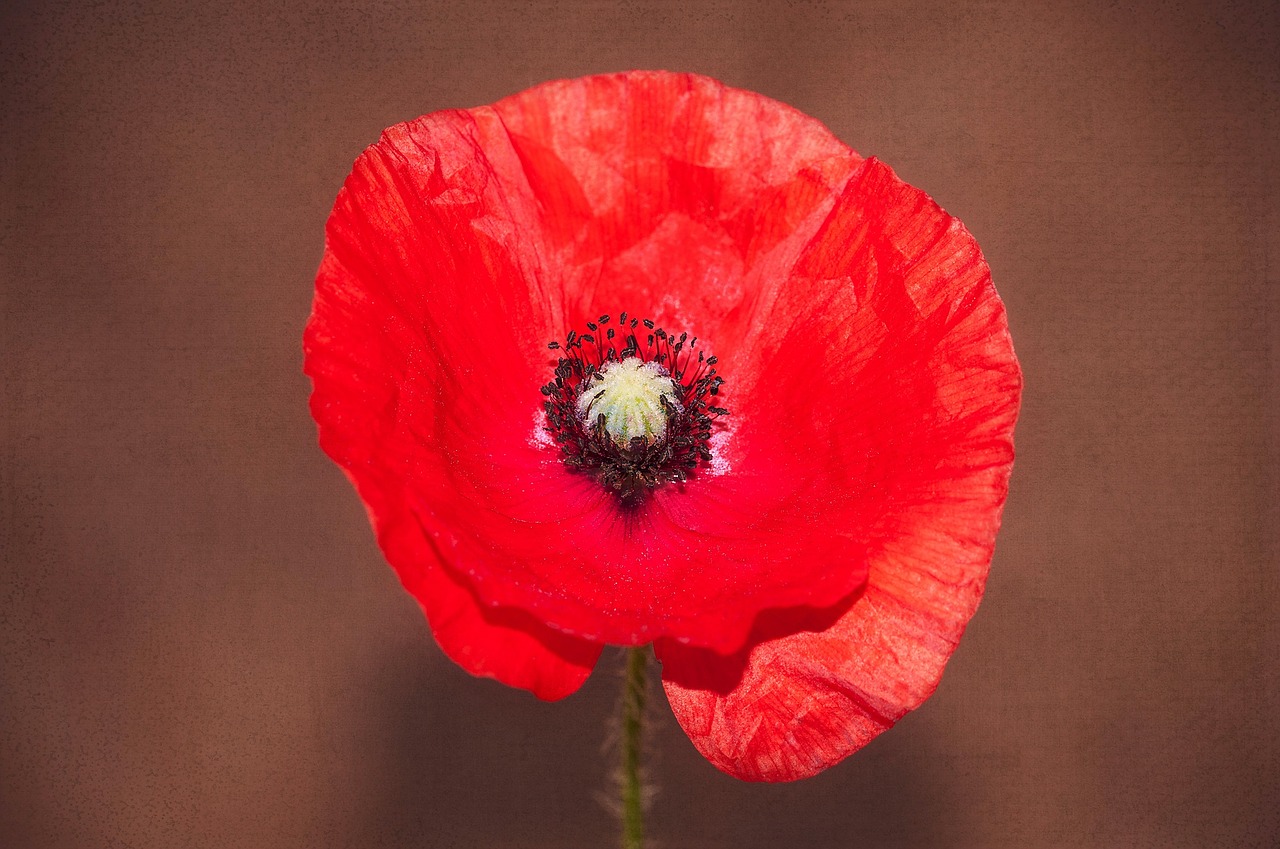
620,645,648,849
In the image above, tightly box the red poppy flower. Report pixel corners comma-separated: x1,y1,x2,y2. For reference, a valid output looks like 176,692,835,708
304,71,1020,781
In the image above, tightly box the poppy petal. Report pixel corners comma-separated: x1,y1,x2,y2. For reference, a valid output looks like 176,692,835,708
305,151,602,698
657,158,1020,781
406,524,603,702
308,416,601,700
488,71,858,335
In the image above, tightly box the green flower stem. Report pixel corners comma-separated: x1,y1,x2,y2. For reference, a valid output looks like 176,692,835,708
620,646,648,849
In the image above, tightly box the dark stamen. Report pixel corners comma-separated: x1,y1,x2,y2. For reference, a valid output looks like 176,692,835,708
540,314,728,504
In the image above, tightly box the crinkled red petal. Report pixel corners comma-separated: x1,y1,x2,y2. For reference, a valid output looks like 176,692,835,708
657,158,1021,780
304,72,1018,685
306,242,600,700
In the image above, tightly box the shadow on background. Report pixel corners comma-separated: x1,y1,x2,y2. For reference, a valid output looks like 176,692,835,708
346,640,964,849
344,639,619,849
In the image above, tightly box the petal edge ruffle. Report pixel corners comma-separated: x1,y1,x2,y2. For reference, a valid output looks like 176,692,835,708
658,158,1020,781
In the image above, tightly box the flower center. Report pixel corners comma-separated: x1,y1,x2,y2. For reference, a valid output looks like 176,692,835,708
541,313,727,503
575,358,680,445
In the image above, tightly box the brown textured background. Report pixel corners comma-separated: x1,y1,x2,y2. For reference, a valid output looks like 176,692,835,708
2,1,1277,846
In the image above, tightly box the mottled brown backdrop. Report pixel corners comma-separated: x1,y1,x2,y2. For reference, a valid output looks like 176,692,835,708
2,1,1276,847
